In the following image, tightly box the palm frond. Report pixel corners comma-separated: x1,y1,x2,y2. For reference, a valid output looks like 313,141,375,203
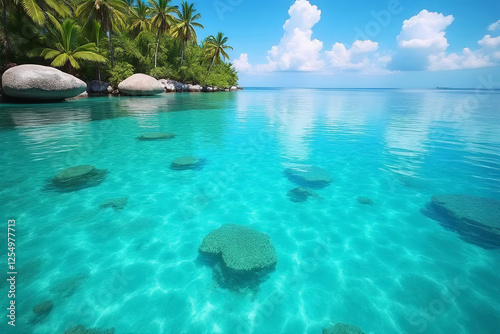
51,53,70,67
73,51,107,63
21,0,45,25
41,48,62,59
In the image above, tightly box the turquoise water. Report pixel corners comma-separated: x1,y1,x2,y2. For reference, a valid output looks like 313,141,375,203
0,88,499,333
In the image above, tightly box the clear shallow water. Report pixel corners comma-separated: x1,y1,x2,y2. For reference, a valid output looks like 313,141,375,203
0,88,499,334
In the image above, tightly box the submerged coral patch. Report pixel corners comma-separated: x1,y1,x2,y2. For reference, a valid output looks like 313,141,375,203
51,165,107,191
287,187,321,203
65,324,115,334
323,322,365,334
137,132,176,141
170,156,205,170
99,197,128,211
284,164,332,188
199,224,277,291
32,300,53,316
423,194,500,249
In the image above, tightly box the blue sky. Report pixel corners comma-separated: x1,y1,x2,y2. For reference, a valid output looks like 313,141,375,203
190,0,500,88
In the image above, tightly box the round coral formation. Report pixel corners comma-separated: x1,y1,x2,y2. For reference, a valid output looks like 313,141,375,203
199,224,277,291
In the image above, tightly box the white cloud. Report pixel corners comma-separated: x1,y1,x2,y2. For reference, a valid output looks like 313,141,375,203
389,10,454,71
236,6,500,76
429,49,491,71
478,35,500,48
351,40,379,53
397,10,454,51
326,40,379,70
233,53,252,72
390,10,500,71
488,19,500,31
264,0,324,71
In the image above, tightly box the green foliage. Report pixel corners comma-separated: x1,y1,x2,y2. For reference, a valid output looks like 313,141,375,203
108,61,134,87
149,65,177,79
204,32,233,70
204,62,238,88
39,15,106,73
0,0,239,87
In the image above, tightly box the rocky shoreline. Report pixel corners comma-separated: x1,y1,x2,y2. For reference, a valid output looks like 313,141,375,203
92,78,243,96
1,64,243,102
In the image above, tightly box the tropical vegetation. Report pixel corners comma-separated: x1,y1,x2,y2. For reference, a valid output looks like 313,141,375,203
0,0,238,88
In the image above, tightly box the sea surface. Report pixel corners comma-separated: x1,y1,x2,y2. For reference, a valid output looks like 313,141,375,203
0,88,499,334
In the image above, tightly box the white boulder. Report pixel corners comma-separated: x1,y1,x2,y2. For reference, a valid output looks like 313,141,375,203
118,74,164,96
2,64,86,100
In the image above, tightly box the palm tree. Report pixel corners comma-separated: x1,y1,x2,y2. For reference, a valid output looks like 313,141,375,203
205,32,233,71
41,14,106,74
170,1,203,65
89,20,104,80
148,0,177,68
129,1,151,36
19,0,71,25
2,0,12,58
76,0,129,67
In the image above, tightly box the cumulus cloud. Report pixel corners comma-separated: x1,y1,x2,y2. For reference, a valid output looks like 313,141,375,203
428,49,491,71
232,0,324,73
488,19,500,31
389,10,454,71
233,54,252,72
265,0,324,71
478,35,500,48
235,5,500,75
326,40,380,70
233,0,385,74
390,11,500,71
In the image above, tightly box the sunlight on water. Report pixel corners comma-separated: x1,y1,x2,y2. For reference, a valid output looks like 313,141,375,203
0,89,499,333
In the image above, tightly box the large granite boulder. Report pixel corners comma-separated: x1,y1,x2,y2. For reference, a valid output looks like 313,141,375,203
162,79,187,92
158,79,176,92
284,164,332,188
199,224,277,291
66,91,88,101
323,323,365,334
87,80,110,95
427,194,500,248
188,84,202,92
118,74,164,96
2,65,86,100
171,156,204,170
137,132,176,141
52,165,107,191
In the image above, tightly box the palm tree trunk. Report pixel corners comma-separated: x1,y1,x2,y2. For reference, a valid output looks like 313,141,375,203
108,30,114,67
97,65,101,81
181,40,185,65
154,33,160,68
209,57,215,72
2,0,11,59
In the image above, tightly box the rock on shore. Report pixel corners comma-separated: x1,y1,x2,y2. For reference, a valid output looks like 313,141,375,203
118,74,164,96
87,80,110,95
2,64,86,100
